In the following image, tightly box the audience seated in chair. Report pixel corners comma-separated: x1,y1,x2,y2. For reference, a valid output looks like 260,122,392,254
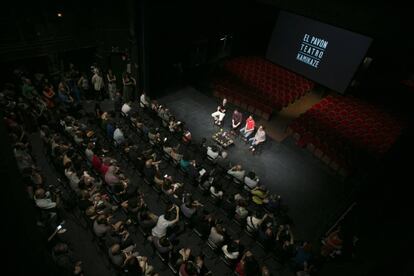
208,224,226,248
151,204,180,239
235,251,260,276
246,211,268,234
250,185,269,206
244,171,259,190
121,101,132,116
206,145,220,161
227,164,245,182
180,196,203,221
275,224,295,263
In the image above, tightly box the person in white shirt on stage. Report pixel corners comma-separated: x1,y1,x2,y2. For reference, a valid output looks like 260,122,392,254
211,105,226,126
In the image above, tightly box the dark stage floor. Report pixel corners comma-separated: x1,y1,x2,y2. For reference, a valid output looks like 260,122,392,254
157,86,358,241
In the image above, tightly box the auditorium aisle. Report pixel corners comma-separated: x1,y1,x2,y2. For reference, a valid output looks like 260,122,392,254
29,132,114,276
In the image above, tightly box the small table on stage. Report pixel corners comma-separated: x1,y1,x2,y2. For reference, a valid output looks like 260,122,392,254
212,129,234,148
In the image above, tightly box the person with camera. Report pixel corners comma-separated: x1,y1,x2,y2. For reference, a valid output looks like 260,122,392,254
151,204,180,240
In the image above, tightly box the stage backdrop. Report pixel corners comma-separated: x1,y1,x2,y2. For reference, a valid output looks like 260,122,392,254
266,11,372,93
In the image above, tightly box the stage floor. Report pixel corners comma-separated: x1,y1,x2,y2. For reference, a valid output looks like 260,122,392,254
157,86,358,241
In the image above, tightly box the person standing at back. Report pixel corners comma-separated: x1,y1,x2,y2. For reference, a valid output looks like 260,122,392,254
106,69,117,101
91,70,105,101
122,72,136,103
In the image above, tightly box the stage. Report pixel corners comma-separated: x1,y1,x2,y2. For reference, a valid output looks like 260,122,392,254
157,86,358,242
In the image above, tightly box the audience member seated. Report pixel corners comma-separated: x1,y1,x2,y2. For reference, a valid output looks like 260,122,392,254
153,236,173,259
52,243,83,276
320,226,343,258
210,182,224,200
85,142,95,162
195,254,209,275
246,211,268,234
275,224,295,263
235,199,249,221
179,154,192,172
137,209,158,235
73,130,84,145
208,224,226,248
250,185,269,206
92,194,114,216
162,175,183,196
148,128,162,145
182,129,192,144
108,243,138,268
227,165,245,182
153,170,165,189
244,171,259,190
292,242,313,274
222,239,242,263
164,142,183,163
158,106,171,123
106,120,115,140
104,164,120,187
172,247,192,268
113,125,125,145
122,256,143,276
150,100,159,111
179,260,198,276
121,101,132,116
239,115,255,140
93,214,111,238
206,145,220,161
105,220,134,249
215,151,228,171
151,204,180,239
64,163,81,194
235,251,260,276
180,195,203,222
121,195,144,218
143,158,160,181
248,125,266,152
265,194,282,213
168,116,182,133
194,212,216,239
257,215,275,249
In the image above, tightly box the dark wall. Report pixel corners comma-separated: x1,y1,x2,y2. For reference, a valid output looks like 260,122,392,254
0,0,132,77
143,0,279,94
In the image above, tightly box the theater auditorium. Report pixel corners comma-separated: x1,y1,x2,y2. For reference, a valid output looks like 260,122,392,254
1,1,412,276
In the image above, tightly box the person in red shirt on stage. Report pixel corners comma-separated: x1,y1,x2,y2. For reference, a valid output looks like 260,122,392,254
240,115,255,140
